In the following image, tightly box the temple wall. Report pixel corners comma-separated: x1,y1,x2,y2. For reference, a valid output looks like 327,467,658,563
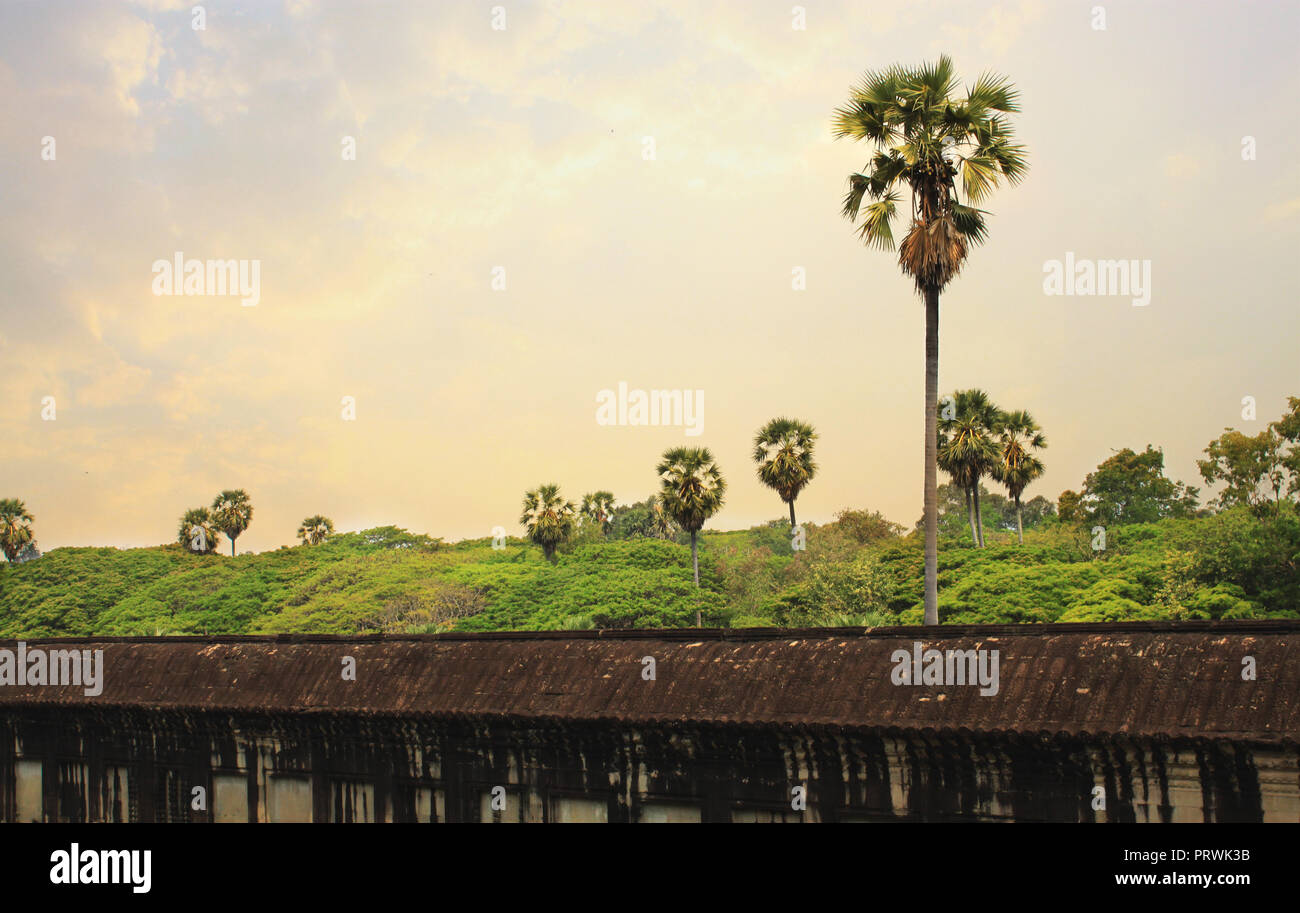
0,708,1290,822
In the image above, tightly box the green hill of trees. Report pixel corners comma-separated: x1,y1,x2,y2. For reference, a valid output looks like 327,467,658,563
1,502,1294,638
4,396,1297,636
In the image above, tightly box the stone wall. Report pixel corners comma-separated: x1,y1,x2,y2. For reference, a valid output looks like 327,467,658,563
2,707,1292,822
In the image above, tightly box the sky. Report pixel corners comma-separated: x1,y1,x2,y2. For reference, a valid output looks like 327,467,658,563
1,0,1298,553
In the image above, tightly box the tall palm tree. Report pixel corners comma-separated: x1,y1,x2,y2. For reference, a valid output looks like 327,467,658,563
0,499,35,564
211,489,254,557
752,417,818,528
520,484,576,562
834,55,1027,624
579,491,616,535
992,410,1047,544
656,447,726,621
297,515,335,545
938,389,1001,546
177,507,220,554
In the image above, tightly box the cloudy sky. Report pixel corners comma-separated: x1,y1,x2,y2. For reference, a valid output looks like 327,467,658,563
2,0,1297,553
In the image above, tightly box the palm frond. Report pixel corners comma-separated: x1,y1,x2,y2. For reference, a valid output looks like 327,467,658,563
951,202,988,245
857,192,900,250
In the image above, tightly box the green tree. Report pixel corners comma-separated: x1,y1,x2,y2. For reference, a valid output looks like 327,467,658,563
992,409,1047,544
1197,428,1287,516
835,57,1027,622
833,508,904,544
1191,506,1300,613
520,484,576,562
1008,495,1056,530
1272,396,1300,482
177,507,220,554
0,499,36,564
752,417,818,528
1076,447,1198,525
297,515,335,545
657,447,726,617
937,389,1001,546
211,489,254,557
1058,489,1083,523
579,491,616,534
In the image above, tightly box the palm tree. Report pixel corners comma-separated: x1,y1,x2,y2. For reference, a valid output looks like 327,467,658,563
177,507,220,554
656,447,726,621
647,494,679,541
211,489,254,557
937,389,1001,546
579,491,616,535
936,435,979,546
753,417,818,528
520,484,576,562
0,499,35,564
834,55,1027,624
992,410,1047,545
297,515,335,545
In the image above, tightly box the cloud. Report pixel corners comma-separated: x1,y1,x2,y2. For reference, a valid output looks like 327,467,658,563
1163,152,1204,180
1264,197,1300,221
1,0,1298,553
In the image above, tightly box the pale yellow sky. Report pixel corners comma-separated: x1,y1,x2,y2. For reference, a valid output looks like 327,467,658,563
2,0,1298,552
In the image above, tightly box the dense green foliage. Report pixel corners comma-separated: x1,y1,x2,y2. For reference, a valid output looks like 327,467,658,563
1,504,1296,637
1057,446,1199,525
5,398,1298,635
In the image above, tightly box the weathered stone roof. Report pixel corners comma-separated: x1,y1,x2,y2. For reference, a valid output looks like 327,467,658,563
0,620,1295,743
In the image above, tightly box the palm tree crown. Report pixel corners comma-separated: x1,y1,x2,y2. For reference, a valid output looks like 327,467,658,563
833,55,1027,287
657,447,726,535
0,499,35,564
992,409,1047,544
177,506,219,554
297,515,335,546
580,491,616,534
520,484,576,562
753,417,818,527
646,495,678,541
211,489,254,557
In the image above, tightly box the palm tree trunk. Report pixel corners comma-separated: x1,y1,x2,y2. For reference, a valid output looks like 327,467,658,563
966,485,978,545
788,501,797,529
974,485,985,547
923,286,939,625
231,536,237,557
690,530,699,587
691,530,701,626
1015,494,1024,546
